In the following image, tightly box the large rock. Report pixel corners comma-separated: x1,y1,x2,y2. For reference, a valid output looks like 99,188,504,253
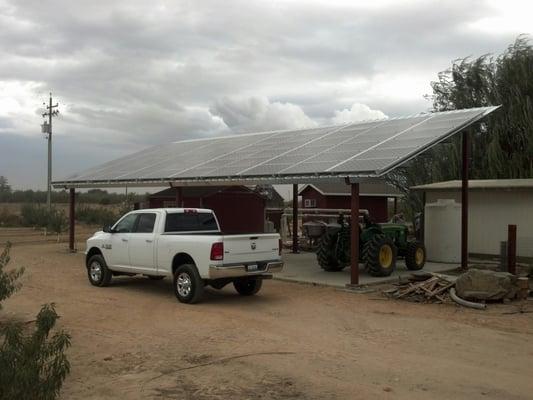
455,269,518,300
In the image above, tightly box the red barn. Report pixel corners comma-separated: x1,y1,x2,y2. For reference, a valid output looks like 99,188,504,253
298,181,401,222
141,186,281,234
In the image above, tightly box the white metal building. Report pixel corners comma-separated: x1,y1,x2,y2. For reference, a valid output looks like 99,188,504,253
412,179,533,261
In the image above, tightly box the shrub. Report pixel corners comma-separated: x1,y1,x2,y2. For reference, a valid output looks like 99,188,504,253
0,243,24,309
0,244,71,400
76,206,117,226
0,208,20,227
20,204,68,235
20,204,49,227
47,209,68,240
0,304,71,400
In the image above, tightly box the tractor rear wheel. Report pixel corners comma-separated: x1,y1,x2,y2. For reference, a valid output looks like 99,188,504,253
405,241,426,270
364,234,397,277
316,231,345,271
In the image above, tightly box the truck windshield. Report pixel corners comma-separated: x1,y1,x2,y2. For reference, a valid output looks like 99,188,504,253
164,212,218,232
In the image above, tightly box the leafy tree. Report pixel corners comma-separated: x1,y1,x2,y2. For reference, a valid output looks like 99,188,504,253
0,243,24,309
388,35,533,216
0,244,71,400
20,204,50,227
76,206,117,226
0,177,11,203
0,177,10,194
0,304,71,400
47,208,68,242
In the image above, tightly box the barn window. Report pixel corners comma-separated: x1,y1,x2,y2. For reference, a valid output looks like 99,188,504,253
304,199,316,208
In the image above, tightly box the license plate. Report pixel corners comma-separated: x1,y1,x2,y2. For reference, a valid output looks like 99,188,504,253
247,264,258,272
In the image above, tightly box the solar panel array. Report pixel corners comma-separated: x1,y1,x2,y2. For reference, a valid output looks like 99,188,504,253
54,106,497,187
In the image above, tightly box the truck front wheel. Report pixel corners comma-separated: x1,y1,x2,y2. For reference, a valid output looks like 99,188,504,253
233,277,263,296
87,254,112,287
173,264,204,304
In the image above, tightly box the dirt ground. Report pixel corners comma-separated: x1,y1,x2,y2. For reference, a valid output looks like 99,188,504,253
2,242,533,400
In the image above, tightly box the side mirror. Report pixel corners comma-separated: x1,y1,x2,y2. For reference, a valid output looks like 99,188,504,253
103,225,113,233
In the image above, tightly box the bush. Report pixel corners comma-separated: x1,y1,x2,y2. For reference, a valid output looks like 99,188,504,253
20,205,68,235
0,243,24,309
0,243,71,400
20,204,49,227
0,304,71,400
0,208,21,227
47,209,68,239
76,206,117,226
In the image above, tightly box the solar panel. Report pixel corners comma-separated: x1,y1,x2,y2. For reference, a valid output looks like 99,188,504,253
53,106,498,187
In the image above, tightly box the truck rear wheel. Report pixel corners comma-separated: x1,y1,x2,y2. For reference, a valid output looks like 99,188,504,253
364,234,397,277
234,277,263,296
87,254,112,287
316,231,344,271
405,241,426,270
173,264,204,304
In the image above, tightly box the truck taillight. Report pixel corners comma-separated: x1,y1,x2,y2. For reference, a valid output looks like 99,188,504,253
210,242,224,261
279,238,282,255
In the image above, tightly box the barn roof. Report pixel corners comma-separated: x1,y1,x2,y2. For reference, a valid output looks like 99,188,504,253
52,106,498,188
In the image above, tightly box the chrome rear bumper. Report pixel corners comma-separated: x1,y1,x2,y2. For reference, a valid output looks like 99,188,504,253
209,260,283,280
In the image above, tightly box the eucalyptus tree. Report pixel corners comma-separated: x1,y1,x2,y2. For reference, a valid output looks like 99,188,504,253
388,36,533,216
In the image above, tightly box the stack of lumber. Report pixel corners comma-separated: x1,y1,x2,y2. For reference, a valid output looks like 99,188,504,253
384,274,455,303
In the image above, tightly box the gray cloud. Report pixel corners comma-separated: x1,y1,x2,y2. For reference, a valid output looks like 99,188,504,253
0,0,529,188
210,96,317,133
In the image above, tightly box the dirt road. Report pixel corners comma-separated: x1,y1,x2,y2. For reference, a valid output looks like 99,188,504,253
3,243,533,399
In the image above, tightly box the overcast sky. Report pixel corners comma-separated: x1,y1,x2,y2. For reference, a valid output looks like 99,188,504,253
0,0,531,191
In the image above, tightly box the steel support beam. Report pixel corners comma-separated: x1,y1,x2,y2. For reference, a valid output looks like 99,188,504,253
461,131,469,269
292,184,299,253
69,188,75,252
350,183,360,285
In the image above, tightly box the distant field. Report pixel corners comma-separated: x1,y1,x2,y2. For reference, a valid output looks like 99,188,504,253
0,202,121,215
0,224,98,246
0,202,120,244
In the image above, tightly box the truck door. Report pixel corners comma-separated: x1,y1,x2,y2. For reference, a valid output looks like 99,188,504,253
107,213,138,268
128,212,157,272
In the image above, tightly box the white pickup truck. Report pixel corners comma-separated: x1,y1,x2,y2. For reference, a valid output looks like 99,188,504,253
85,208,283,303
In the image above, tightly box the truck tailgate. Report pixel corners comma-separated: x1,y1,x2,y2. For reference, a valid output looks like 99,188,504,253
222,234,280,264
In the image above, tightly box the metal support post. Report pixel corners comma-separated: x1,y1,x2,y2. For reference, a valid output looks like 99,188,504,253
292,184,299,253
350,183,360,285
461,130,469,269
507,224,517,275
69,188,75,252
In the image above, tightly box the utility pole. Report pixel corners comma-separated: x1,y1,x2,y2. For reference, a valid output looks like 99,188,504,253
41,93,59,211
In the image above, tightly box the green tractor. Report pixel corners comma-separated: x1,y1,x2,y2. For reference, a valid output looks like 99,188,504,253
316,214,426,277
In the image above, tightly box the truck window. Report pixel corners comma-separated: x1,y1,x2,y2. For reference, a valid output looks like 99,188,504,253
113,214,138,233
164,212,218,232
134,213,156,233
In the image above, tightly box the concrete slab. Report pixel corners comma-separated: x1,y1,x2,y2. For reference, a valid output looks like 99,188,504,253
275,251,458,288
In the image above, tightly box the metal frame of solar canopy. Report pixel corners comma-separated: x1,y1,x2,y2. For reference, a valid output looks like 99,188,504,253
56,105,500,286
52,106,498,189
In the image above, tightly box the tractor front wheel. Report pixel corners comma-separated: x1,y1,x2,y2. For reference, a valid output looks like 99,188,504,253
364,234,397,277
405,241,426,270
